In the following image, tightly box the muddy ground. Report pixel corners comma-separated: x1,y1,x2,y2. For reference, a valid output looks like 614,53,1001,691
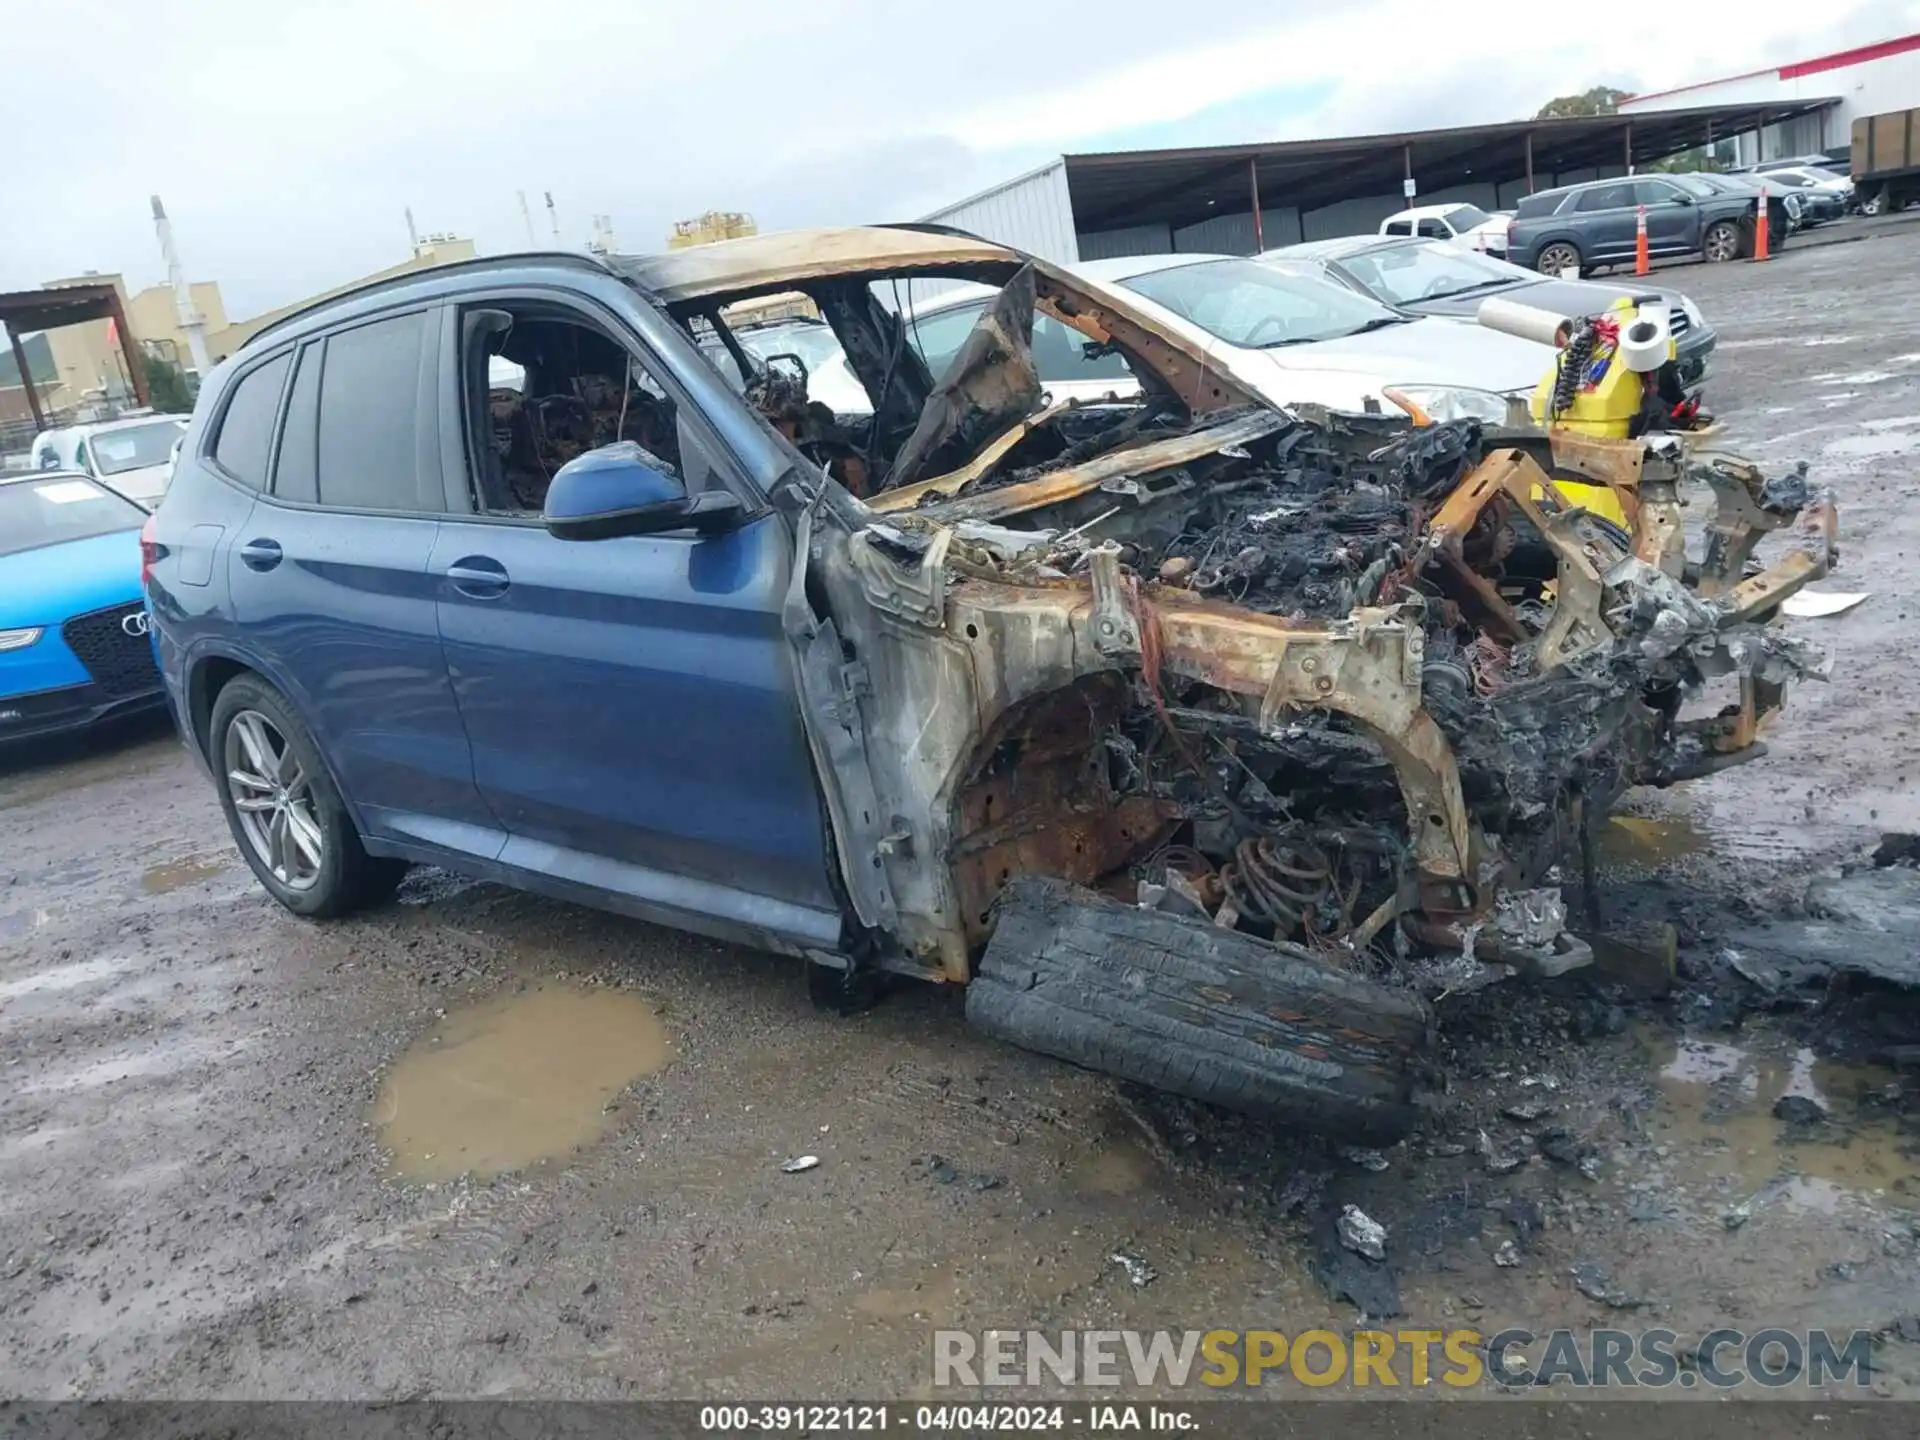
4,229,1919,1402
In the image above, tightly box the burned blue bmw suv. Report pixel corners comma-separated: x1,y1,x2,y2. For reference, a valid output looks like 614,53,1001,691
145,229,1832,1142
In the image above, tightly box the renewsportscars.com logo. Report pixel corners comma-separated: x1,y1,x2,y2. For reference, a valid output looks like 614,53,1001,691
933,1327,1878,1390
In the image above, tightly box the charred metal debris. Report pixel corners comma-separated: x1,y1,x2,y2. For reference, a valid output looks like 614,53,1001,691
682,252,1840,994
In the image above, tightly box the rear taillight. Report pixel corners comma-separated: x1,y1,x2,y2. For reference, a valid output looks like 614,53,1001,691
140,514,160,589
1506,219,1518,245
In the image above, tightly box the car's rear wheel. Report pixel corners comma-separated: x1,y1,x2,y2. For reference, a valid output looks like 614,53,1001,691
210,675,405,918
1535,241,1581,276
1702,220,1743,263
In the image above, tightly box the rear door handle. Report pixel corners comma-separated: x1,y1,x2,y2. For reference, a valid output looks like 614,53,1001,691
445,556,510,599
239,538,282,571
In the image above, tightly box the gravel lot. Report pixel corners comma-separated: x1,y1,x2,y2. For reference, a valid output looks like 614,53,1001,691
3,226,1918,1401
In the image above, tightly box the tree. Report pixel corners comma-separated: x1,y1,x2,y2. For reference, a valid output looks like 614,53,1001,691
143,350,196,413
1536,86,1630,120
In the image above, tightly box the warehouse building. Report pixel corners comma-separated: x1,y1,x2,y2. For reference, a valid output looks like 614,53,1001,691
920,101,1831,264
1619,32,1920,167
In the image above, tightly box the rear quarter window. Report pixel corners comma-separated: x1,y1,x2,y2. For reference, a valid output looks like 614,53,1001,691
1514,193,1565,219
211,352,293,489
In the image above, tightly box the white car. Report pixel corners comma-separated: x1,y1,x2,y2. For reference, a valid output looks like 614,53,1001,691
1380,203,1511,256
28,415,189,509
696,318,873,415
1760,165,1855,214
1068,253,1556,426
901,284,1143,409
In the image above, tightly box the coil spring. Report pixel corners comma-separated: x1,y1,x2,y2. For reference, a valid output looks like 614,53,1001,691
1551,322,1597,419
1221,836,1334,939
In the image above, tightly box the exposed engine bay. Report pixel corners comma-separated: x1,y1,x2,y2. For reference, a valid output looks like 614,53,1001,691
640,233,1839,1005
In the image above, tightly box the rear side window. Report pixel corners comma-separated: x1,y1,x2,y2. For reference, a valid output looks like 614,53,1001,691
1514,193,1563,219
1031,313,1133,383
908,302,1132,387
906,302,988,379
315,311,433,512
272,343,322,504
212,353,291,489
1575,183,1635,212
1383,218,1414,236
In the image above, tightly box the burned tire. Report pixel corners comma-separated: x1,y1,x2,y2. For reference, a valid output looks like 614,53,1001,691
967,877,1430,1144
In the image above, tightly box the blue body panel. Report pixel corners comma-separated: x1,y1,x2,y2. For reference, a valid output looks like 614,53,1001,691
430,512,840,940
224,503,499,847
145,254,845,957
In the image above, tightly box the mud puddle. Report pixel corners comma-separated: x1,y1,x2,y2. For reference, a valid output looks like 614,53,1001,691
1645,1028,1909,1201
1603,805,1851,870
1600,814,1709,869
372,984,673,1183
139,853,230,894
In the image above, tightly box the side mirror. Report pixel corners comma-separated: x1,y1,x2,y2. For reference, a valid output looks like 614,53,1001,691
543,442,743,541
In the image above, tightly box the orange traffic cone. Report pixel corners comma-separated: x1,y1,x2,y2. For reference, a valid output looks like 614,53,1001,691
1754,186,1771,261
1635,204,1649,276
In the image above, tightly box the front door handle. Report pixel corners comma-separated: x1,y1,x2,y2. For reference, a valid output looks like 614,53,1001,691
238,538,282,571
445,556,510,599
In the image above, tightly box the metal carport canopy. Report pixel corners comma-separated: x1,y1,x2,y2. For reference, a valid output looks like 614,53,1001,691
0,281,150,428
1061,100,1840,233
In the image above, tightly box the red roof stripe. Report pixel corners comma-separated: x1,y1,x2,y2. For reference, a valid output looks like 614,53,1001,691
1779,32,1920,79
1624,31,1920,104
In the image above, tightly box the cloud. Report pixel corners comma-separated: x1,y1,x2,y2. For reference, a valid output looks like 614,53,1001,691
2,0,1912,317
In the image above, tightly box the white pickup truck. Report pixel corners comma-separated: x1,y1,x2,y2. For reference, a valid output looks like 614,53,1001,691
1379,203,1511,256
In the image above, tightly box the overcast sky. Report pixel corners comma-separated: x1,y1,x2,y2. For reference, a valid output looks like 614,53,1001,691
4,0,1916,318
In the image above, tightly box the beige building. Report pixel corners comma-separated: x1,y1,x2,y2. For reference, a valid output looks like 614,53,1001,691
204,237,477,361
28,237,477,417
36,271,232,411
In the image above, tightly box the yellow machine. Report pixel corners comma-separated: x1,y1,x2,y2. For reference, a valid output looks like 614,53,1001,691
1521,297,1680,527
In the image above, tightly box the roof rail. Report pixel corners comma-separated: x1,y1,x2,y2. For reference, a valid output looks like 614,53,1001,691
245,250,619,349
877,220,993,244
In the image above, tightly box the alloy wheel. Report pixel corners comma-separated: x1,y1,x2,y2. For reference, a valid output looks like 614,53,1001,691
1538,243,1579,275
224,709,324,891
1703,223,1741,263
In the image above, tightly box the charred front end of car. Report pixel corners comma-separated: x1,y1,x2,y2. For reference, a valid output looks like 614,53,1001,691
634,232,1838,1141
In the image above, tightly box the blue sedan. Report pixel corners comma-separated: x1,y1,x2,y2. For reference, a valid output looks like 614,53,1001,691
0,471,165,743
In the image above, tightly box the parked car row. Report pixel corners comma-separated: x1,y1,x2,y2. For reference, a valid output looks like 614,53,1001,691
1504,172,1801,275
1259,236,1716,388
676,238,1714,432
1756,165,1854,223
